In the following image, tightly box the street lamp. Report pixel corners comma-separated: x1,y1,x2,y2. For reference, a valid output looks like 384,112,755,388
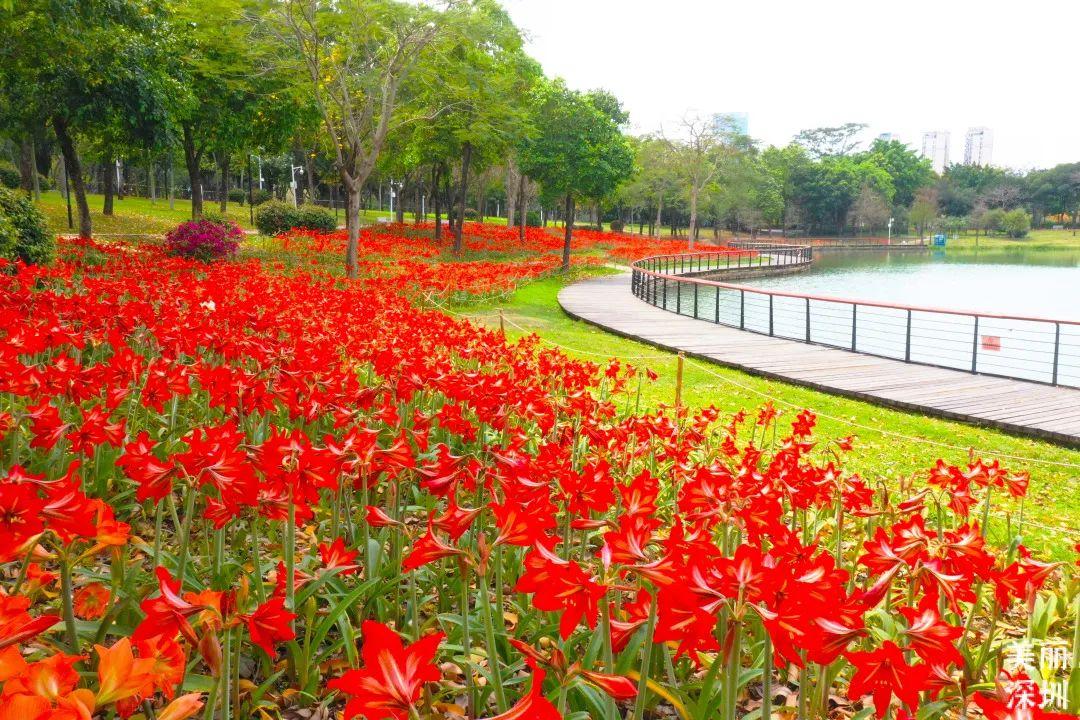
290,164,304,206
887,217,894,245
388,179,397,217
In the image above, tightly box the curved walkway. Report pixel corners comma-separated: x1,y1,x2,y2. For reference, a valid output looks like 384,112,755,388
559,271,1080,447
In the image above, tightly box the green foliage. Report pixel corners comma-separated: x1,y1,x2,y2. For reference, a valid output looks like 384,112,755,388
524,210,542,227
254,200,335,236
519,79,634,208
0,162,19,189
251,188,272,206
1001,209,1031,238
0,186,53,264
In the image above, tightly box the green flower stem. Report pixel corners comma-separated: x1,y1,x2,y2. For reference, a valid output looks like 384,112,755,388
176,483,198,583
632,591,658,720
599,599,618,719
761,630,773,720
58,549,80,653
479,578,508,713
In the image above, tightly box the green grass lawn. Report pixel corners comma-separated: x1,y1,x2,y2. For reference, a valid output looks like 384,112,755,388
457,271,1080,559
943,227,1080,250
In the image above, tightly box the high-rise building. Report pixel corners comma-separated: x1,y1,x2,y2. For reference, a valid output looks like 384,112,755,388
713,112,749,135
877,132,895,142
920,131,950,172
963,127,993,165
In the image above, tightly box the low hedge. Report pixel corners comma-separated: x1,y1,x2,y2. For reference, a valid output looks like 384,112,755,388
254,200,336,236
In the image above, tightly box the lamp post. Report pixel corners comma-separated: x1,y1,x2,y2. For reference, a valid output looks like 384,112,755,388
887,217,894,245
388,179,397,217
290,164,304,206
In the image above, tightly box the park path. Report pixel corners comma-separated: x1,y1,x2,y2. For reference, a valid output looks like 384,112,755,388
559,271,1080,447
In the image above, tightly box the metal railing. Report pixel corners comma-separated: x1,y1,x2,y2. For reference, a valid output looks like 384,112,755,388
630,248,1080,388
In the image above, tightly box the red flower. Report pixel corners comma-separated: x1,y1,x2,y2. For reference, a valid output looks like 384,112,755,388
327,621,444,720
319,537,361,576
479,658,561,720
515,546,607,640
243,596,296,657
846,641,929,718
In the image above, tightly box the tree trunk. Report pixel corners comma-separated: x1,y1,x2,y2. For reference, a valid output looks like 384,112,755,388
149,158,156,204
182,124,203,219
414,181,423,224
18,138,34,195
343,174,361,279
562,193,575,271
117,160,125,200
218,153,230,213
453,142,472,253
29,139,40,200
53,116,91,238
505,160,517,228
517,170,527,242
103,156,115,216
305,151,316,201
653,199,663,239
395,175,406,224
688,187,698,250
433,165,442,240
595,202,603,231
167,153,175,210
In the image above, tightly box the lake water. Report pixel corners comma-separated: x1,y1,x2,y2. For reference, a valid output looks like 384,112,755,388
746,248,1080,321
657,247,1080,386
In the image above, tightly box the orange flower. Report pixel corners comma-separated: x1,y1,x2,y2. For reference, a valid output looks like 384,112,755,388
93,638,155,706
156,693,204,720
73,584,110,620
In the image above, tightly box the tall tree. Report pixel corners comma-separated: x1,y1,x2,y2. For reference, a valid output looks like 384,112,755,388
265,0,451,278
519,79,633,270
1,0,171,237
665,114,726,248
793,122,868,158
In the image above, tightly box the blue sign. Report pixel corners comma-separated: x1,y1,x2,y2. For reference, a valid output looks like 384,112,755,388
932,234,947,246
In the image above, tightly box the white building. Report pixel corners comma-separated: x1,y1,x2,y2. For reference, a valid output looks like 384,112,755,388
963,127,993,165
920,131,950,172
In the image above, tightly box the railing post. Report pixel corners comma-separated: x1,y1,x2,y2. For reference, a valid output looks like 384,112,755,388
740,290,745,329
971,316,979,373
676,280,681,314
905,309,912,362
851,305,857,351
1052,322,1061,385
715,285,720,323
805,297,811,342
693,283,698,318
662,277,667,309
769,294,774,336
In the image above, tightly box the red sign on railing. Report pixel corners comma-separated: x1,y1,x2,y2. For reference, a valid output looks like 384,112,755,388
980,336,1002,351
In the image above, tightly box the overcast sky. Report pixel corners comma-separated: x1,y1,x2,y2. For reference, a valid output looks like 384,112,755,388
502,0,1077,170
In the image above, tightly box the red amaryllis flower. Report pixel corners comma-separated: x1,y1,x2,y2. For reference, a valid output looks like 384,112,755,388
515,545,607,640
846,641,929,718
898,602,963,667
133,568,207,644
242,597,296,657
402,516,461,571
479,658,561,720
0,596,60,649
319,537,361,576
327,621,444,720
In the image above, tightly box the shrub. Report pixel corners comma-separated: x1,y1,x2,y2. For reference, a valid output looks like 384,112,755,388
1001,209,1031,239
296,204,336,232
463,207,480,221
0,186,53,265
254,200,336,235
609,219,625,233
250,188,272,206
525,210,542,227
227,188,247,204
164,218,242,262
0,162,20,189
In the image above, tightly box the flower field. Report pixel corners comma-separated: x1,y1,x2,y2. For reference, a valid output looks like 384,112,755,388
0,225,1077,720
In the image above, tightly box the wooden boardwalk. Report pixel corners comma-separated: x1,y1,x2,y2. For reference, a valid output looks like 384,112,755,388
559,271,1080,446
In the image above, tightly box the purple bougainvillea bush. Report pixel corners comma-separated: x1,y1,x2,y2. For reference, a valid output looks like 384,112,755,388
163,218,243,261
